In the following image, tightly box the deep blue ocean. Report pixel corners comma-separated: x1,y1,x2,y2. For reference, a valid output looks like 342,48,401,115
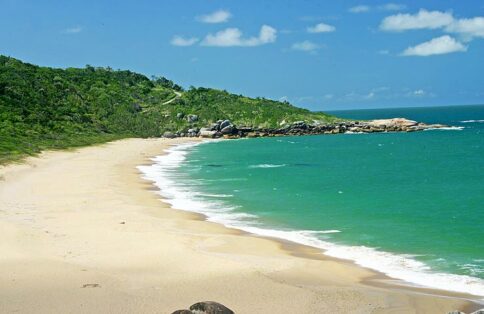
139,105,484,297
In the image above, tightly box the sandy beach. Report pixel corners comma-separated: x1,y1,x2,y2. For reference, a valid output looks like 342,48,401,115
0,138,479,313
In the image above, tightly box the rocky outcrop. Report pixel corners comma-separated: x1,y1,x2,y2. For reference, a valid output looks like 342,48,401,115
161,118,451,139
172,301,234,314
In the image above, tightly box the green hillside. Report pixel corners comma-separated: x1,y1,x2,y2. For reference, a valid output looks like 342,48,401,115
0,56,336,163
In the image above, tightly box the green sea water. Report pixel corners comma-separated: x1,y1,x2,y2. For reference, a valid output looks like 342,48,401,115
139,105,484,296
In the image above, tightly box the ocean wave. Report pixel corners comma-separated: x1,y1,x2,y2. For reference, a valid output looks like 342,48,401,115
249,164,287,168
138,141,484,298
461,120,484,123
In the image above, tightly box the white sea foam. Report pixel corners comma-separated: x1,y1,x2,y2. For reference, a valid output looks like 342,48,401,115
249,164,287,168
424,126,464,131
197,193,234,198
137,141,484,298
461,120,484,123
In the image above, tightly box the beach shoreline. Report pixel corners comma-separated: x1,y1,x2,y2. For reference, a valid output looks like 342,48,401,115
0,138,480,313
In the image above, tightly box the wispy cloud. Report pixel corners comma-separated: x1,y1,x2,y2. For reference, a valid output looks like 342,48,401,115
445,17,484,40
196,9,231,24
307,23,335,33
380,9,454,31
201,25,277,47
349,5,370,14
378,3,406,11
62,26,83,34
291,40,320,53
401,35,467,56
170,36,199,47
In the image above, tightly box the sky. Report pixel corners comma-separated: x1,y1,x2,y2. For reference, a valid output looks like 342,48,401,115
1,0,483,111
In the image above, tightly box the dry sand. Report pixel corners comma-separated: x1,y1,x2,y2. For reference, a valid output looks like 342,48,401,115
0,138,479,313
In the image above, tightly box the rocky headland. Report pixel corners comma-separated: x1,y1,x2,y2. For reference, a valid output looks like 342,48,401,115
164,117,450,139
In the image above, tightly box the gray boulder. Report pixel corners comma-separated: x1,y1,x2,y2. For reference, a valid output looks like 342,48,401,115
176,112,184,119
189,301,234,314
163,131,176,139
471,309,484,314
220,119,232,130
220,125,234,135
210,122,221,131
171,310,192,314
187,114,199,123
199,128,218,138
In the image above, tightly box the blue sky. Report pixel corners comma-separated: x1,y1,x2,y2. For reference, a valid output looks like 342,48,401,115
1,0,483,110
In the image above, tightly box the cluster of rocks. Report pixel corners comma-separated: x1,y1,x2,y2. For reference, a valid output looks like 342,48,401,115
163,118,449,139
172,301,234,314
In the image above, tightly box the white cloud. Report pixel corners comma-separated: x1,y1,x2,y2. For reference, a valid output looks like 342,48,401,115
378,49,390,55
401,35,467,56
446,17,484,39
380,9,454,31
170,36,199,46
413,89,426,96
307,23,335,33
201,25,277,47
378,3,406,11
291,40,320,53
349,5,370,13
62,26,82,34
197,9,231,24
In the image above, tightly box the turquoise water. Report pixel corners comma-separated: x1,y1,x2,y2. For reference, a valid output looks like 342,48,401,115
139,105,484,296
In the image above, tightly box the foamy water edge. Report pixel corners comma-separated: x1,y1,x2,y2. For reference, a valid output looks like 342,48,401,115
137,140,484,299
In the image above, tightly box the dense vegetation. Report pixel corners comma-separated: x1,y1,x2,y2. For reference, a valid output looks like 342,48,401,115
0,55,335,163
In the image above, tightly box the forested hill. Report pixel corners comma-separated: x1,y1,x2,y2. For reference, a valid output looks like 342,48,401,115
0,55,336,163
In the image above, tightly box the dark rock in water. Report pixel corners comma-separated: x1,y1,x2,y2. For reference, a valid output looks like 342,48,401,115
206,164,223,167
189,301,234,314
163,131,176,138
172,310,192,314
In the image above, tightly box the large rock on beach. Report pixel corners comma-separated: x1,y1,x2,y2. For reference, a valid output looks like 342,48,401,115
220,119,232,130
189,301,234,314
163,131,176,138
220,125,235,135
199,128,218,138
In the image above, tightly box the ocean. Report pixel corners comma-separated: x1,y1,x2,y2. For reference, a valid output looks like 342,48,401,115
138,105,484,297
